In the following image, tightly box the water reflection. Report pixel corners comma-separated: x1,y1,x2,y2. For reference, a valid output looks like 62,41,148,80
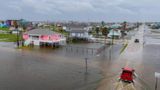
0,43,107,90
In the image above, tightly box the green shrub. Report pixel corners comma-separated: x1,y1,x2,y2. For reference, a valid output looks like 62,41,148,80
0,34,22,42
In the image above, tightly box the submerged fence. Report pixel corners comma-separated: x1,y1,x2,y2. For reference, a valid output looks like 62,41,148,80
63,45,107,57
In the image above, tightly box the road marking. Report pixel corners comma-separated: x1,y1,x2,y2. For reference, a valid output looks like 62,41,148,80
120,40,128,54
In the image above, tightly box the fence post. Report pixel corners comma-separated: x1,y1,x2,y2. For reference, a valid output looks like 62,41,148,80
85,58,88,74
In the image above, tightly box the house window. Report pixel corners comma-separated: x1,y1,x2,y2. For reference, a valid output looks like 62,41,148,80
32,36,39,40
71,33,76,37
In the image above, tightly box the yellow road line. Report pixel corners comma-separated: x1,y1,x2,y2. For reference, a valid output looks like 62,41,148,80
120,40,129,54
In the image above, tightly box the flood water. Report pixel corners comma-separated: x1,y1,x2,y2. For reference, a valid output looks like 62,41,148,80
0,28,138,90
0,42,122,90
7,26,159,90
96,25,160,90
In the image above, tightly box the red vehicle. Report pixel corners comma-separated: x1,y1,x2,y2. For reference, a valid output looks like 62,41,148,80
119,67,135,83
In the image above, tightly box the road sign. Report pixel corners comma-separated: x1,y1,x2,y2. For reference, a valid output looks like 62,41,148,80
155,72,160,78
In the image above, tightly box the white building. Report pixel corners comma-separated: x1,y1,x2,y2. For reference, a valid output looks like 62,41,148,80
68,28,93,39
108,29,121,39
9,27,23,34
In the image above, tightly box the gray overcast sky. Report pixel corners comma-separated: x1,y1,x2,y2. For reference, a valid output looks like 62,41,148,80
0,0,160,22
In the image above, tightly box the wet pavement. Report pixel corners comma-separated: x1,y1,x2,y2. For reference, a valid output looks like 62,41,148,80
97,24,160,90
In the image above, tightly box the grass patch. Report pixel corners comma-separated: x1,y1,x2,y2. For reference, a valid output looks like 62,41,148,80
0,34,22,42
0,27,9,31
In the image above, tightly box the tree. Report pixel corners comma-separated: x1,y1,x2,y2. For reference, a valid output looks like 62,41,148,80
101,21,105,27
123,21,127,30
13,20,18,27
95,26,100,36
102,27,109,36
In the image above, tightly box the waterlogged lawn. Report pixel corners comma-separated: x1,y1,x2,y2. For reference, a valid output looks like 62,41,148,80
0,34,22,42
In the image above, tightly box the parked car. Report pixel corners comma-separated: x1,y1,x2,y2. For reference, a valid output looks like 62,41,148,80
134,39,139,43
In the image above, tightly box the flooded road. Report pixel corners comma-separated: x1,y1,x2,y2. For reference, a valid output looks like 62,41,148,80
97,24,160,90
0,26,150,90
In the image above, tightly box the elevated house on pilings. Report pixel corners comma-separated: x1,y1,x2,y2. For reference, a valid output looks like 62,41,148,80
23,29,66,47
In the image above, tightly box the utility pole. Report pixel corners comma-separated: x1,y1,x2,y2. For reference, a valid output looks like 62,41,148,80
85,58,88,74
105,35,107,45
112,29,114,45
15,25,19,47
143,25,145,46
122,21,127,43
20,30,24,47
137,22,139,31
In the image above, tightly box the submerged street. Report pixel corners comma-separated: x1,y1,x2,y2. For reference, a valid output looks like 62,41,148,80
97,24,160,90
0,24,159,90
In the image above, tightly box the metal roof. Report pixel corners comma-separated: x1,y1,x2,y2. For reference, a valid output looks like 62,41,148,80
68,27,87,33
25,29,56,35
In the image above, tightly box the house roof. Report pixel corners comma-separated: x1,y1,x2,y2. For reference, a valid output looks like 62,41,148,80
63,23,88,28
68,28,87,33
110,24,122,29
70,30,87,33
25,29,56,35
108,29,121,36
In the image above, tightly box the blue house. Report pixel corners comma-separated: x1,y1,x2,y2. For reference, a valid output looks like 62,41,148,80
0,22,8,28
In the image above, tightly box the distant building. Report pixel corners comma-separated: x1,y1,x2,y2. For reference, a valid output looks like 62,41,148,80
23,29,66,46
0,21,8,28
6,20,19,26
108,29,121,39
6,19,31,27
9,27,23,34
68,27,93,39
110,24,122,29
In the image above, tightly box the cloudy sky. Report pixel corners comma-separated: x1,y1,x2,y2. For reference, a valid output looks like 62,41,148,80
0,0,160,22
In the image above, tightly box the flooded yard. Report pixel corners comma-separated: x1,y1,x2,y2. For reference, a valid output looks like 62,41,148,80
0,42,119,90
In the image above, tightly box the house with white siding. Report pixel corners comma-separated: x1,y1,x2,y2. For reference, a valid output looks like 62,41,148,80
68,27,93,39
23,29,66,46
